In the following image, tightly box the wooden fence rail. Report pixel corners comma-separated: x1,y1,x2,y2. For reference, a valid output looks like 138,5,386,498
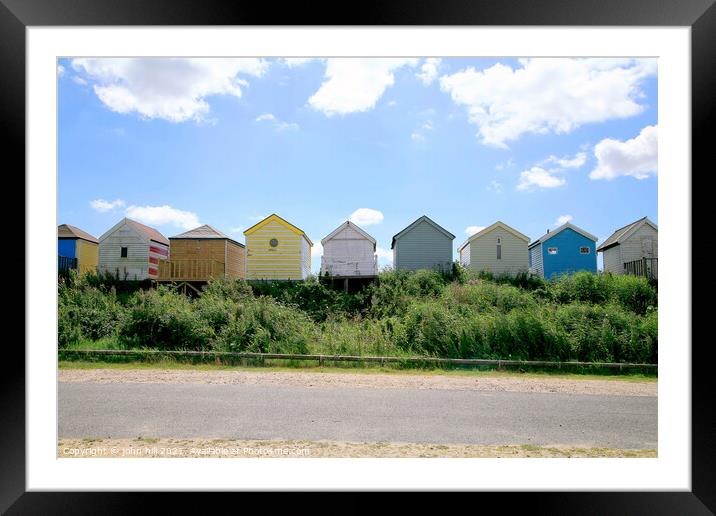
58,256,77,274
59,349,657,371
624,257,658,279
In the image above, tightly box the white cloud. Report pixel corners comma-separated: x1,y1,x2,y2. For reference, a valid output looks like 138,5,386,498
376,246,393,263
411,132,425,142
248,214,267,222
72,76,87,86
487,180,503,193
57,65,65,77
590,125,658,180
308,58,419,116
312,242,324,257
417,58,441,85
255,113,299,131
517,167,567,191
516,151,587,191
554,215,573,227
230,226,244,234
71,58,268,122
465,225,486,236
387,100,397,107
125,205,200,230
495,158,514,171
439,58,656,148
90,198,125,212
349,208,384,226
281,58,319,67
542,152,587,169
422,121,434,130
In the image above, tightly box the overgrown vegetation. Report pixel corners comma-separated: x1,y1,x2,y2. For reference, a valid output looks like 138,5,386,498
58,267,658,364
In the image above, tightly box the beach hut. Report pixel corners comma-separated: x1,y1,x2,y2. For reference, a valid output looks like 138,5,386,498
528,222,598,278
58,224,99,275
458,221,529,276
243,214,312,280
391,215,455,272
158,225,245,288
98,217,169,281
320,221,377,291
597,217,658,279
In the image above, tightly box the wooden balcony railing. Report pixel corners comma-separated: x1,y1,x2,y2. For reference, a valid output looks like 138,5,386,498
157,259,225,282
58,256,77,275
320,256,379,277
624,257,658,280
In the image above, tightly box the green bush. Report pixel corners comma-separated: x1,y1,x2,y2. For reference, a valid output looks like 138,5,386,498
200,277,253,303
248,276,369,321
214,296,315,354
369,269,448,318
609,274,658,315
119,287,214,350
58,271,126,347
57,268,658,365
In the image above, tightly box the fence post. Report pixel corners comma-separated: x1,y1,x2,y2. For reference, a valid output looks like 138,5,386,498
642,257,647,277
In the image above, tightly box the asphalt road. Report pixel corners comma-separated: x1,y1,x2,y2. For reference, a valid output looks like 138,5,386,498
58,382,657,449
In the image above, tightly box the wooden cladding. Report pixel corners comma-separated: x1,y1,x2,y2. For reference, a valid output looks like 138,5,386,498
157,259,224,281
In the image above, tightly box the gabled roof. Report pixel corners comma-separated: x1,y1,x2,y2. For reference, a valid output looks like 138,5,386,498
99,217,169,246
243,213,313,246
391,215,455,249
528,222,598,250
458,221,529,252
597,217,658,252
58,224,99,244
170,224,244,247
321,221,376,249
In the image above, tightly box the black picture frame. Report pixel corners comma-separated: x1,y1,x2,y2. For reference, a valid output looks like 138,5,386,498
4,0,713,512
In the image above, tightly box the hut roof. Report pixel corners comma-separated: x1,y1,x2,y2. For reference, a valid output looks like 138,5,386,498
121,218,169,246
243,213,313,246
321,221,376,248
457,221,529,252
57,224,99,244
171,224,244,247
597,217,657,252
391,215,455,249
528,222,597,250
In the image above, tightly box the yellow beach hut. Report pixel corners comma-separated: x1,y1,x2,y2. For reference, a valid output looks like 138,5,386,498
243,214,312,280
58,224,99,276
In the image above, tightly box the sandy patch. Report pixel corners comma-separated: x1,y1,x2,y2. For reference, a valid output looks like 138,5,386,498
58,368,656,396
57,437,656,458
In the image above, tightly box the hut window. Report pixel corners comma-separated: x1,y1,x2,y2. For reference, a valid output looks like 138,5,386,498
580,247,590,254
270,238,279,248
120,247,128,258
496,238,502,260
548,247,558,255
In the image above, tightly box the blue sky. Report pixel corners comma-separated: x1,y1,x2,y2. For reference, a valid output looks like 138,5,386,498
58,57,657,272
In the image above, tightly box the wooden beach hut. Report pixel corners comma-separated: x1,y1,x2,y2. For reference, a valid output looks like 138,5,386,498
158,225,246,291
98,217,169,281
391,215,455,272
597,216,658,279
458,221,529,276
320,220,378,291
528,222,598,278
243,214,312,280
58,224,99,276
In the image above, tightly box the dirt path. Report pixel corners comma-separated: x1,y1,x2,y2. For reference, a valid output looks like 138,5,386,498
58,368,656,397
58,437,656,458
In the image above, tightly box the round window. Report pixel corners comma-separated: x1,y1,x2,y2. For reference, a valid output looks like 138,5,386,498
270,238,279,247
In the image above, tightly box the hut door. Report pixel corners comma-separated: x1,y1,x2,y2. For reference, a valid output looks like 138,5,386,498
641,237,654,257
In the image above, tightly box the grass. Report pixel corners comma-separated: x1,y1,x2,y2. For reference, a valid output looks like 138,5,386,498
57,359,657,382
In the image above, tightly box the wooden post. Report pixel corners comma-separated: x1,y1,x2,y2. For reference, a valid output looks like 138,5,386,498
642,257,647,277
